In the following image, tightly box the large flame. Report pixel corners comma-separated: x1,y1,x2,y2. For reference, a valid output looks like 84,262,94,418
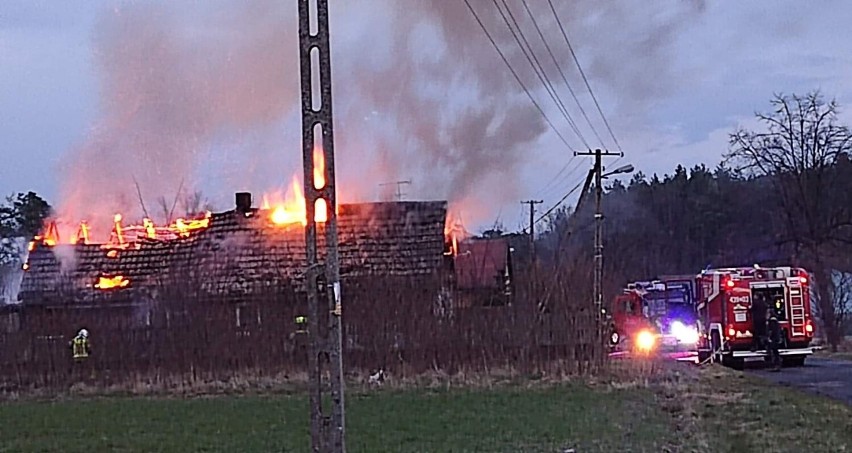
313,146,326,190
265,177,310,226
444,208,469,257
264,159,331,227
95,275,130,290
33,155,331,246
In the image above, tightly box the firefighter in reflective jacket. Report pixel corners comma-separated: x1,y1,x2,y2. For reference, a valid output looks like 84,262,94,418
295,316,308,334
70,329,91,361
289,316,308,338
290,316,308,355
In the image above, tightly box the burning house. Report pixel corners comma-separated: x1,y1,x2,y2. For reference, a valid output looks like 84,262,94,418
11,185,523,368
22,194,449,297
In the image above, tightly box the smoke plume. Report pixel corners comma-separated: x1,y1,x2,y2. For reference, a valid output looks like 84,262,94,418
55,0,705,237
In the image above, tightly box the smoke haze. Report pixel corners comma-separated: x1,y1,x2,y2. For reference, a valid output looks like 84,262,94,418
54,0,705,237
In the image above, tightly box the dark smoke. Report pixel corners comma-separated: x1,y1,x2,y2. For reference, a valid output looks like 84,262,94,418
55,0,705,236
337,0,706,224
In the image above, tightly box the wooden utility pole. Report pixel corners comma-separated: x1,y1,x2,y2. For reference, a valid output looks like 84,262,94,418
521,200,543,264
574,149,621,347
379,180,411,201
298,1,345,452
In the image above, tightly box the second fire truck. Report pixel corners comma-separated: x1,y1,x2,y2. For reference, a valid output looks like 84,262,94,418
695,266,816,368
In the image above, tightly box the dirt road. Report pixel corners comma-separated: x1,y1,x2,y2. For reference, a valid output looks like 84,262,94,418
751,357,852,405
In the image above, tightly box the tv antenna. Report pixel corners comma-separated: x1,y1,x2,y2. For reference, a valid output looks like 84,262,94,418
379,180,411,201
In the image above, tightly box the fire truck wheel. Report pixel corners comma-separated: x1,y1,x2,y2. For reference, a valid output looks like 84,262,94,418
782,355,806,367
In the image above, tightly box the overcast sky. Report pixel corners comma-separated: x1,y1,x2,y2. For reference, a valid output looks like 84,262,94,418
2,0,851,234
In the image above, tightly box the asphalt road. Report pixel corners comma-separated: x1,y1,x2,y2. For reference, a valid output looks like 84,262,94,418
750,357,852,405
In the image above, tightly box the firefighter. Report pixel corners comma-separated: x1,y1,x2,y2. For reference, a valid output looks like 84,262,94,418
69,328,91,361
69,328,93,383
294,316,308,334
766,307,782,371
290,315,309,356
750,293,768,351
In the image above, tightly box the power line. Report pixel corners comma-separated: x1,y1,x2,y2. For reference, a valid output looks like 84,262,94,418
463,0,575,151
546,0,623,154
536,157,584,200
534,173,588,226
493,0,588,148
519,0,606,148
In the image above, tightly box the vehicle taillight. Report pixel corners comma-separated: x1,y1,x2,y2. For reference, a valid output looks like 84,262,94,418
727,326,736,337
726,279,735,288
805,320,814,334
799,276,808,285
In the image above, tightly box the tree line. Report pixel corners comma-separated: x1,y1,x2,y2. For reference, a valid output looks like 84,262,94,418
539,91,852,349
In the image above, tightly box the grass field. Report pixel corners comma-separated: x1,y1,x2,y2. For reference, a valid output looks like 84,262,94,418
0,363,850,452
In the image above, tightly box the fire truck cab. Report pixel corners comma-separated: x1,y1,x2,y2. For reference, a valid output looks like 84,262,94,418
609,289,654,351
695,266,815,368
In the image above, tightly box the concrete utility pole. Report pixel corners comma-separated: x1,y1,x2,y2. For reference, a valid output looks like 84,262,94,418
521,200,543,264
298,1,345,452
574,149,621,346
379,180,411,201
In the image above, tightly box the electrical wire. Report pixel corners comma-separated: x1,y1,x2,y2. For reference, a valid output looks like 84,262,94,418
546,0,623,154
463,0,576,151
493,0,588,148
520,0,605,149
534,173,588,225
537,158,585,201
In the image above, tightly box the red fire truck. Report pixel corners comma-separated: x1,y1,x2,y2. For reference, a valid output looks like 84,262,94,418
609,288,656,353
609,278,700,353
695,266,816,368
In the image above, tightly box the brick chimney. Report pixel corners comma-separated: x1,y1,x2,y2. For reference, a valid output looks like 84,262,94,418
235,192,252,212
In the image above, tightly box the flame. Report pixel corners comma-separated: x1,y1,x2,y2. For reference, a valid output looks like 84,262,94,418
95,275,130,290
266,175,330,226
315,198,328,223
444,208,468,257
72,221,90,245
112,214,125,246
314,147,326,190
143,218,156,239
173,211,211,238
42,221,59,246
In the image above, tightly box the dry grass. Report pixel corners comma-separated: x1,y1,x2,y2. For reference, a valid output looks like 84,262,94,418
643,361,852,452
3,358,851,452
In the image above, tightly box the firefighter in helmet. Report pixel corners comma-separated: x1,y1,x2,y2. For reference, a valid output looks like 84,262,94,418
289,315,309,356
70,328,91,361
295,316,308,334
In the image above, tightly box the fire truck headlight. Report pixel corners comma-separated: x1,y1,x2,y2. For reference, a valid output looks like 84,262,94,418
636,330,656,352
671,321,699,344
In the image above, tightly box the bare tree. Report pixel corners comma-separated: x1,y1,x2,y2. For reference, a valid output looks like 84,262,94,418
181,191,214,218
829,271,852,340
727,91,852,349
